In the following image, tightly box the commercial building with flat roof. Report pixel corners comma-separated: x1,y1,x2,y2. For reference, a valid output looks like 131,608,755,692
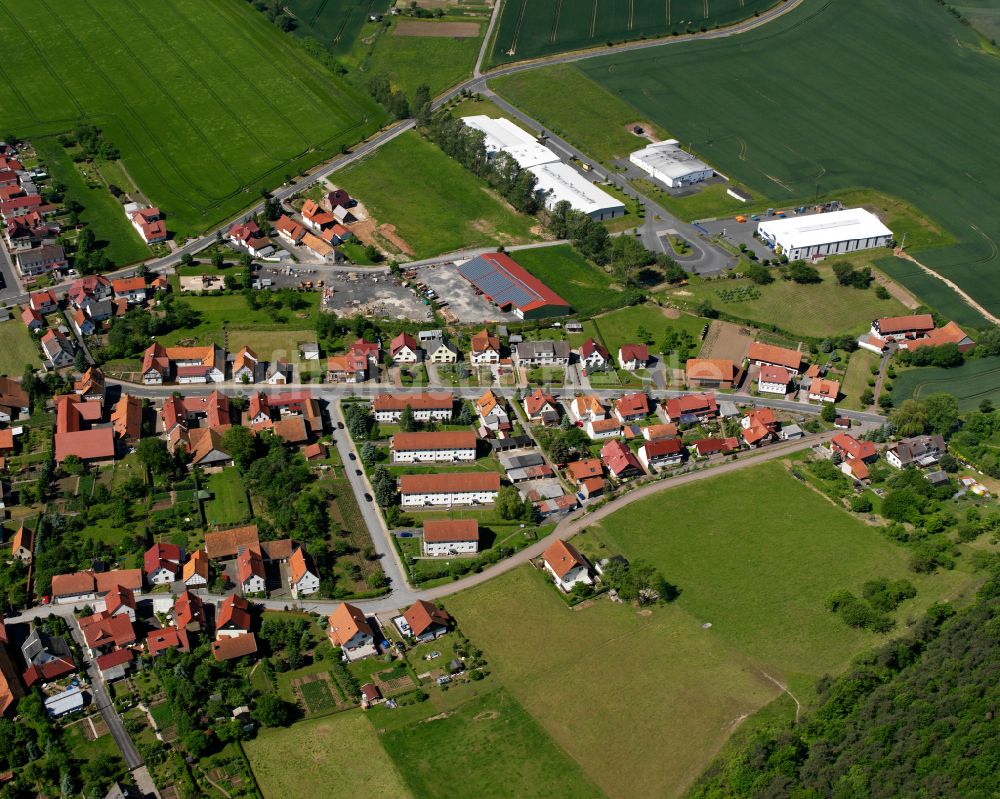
629,140,714,188
757,208,892,261
461,115,556,168
531,162,625,220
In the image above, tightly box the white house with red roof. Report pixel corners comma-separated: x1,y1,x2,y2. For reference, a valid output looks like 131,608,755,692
372,392,453,423
601,439,644,478
523,388,559,424
578,337,610,373
127,205,167,244
740,408,779,447
638,438,685,471
831,433,878,463
618,343,650,371
289,548,320,598
586,417,622,440
40,329,75,368
757,364,792,396
613,392,650,423
112,276,147,305
390,333,420,364
228,219,274,258
542,539,592,592
144,543,182,585
29,289,58,315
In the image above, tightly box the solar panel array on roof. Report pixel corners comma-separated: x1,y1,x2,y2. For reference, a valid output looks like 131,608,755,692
458,257,541,309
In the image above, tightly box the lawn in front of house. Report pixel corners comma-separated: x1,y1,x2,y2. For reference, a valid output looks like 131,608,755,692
0,320,41,374
202,468,251,527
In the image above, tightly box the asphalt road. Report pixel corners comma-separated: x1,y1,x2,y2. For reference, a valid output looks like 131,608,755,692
1,0,807,308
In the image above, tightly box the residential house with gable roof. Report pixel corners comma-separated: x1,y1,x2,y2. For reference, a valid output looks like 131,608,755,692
327,602,376,661
401,600,451,643
390,333,420,364
542,539,592,592
289,548,320,598
618,343,650,371
469,329,501,365
523,388,559,424
579,337,610,373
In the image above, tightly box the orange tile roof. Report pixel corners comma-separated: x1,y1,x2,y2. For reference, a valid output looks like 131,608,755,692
422,519,479,543
175,589,206,630
391,430,476,451
216,595,252,631
111,394,143,441
809,378,840,400
759,365,791,385
183,549,209,583
373,392,453,412
327,603,372,647
567,458,602,481
525,388,557,416
212,633,257,661
403,600,451,638
471,329,499,353
399,472,500,495
875,314,934,335
542,539,588,579
686,358,739,383
748,342,801,371
289,548,313,584
205,525,260,559
236,548,265,586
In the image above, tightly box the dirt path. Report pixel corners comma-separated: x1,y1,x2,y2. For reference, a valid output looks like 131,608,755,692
760,670,802,723
893,249,1000,324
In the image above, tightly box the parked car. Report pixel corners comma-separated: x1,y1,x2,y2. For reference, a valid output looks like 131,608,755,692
349,452,356,461
355,469,362,476
364,492,373,502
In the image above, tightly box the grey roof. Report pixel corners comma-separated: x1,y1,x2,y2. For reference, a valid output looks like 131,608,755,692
299,342,319,353
514,340,570,360
426,337,457,354
44,685,84,717
718,401,739,418
925,470,949,484
89,299,114,318
781,424,804,439
418,329,443,341
489,435,533,451
499,452,545,470
105,783,143,799
22,628,71,665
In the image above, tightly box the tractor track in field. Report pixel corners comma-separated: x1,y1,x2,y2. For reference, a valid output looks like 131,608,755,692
894,247,1000,326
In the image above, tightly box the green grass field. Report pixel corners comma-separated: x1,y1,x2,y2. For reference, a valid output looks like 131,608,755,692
244,713,412,799
287,0,392,55
348,18,485,99
381,689,602,798
449,567,779,799
890,357,1000,411
202,468,251,527
35,140,150,265
0,0,383,237
0,320,41,374
839,348,879,410
568,302,706,355
492,65,665,164
662,261,908,338
512,244,624,315
156,293,320,361
569,0,1000,320
336,131,540,257
488,0,772,65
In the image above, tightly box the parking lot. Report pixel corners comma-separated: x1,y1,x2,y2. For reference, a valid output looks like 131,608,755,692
416,262,519,324
320,271,432,321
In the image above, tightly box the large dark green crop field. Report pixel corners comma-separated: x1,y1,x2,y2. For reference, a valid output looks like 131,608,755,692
570,0,1000,321
490,0,774,64
287,0,392,54
0,0,384,238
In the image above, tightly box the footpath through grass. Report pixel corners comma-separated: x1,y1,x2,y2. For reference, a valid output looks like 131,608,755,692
336,131,540,258
0,0,383,237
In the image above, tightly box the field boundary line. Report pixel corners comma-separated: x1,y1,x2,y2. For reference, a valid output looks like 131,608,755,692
78,0,245,188
33,0,203,205
893,249,999,325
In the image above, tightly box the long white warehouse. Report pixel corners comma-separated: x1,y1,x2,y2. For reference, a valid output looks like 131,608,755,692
629,140,714,188
531,162,625,221
462,115,624,220
757,208,893,261
462,115,556,168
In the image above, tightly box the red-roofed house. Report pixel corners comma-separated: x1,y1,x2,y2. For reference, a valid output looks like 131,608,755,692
147,628,183,657
470,329,501,364
401,600,451,643
600,439,644,479
79,611,136,656
390,333,419,364
523,388,559,424
691,437,740,457
21,306,43,332
740,408,778,447
638,438,684,470
422,519,479,556
906,321,975,353
103,584,136,621
661,393,718,422
841,457,870,483
29,289,58,314
228,219,274,258
808,378,840,403
273,215,305,246
579,338,610,373
614,392,650,422
586,417,622,440
289,548,320,598
236,548,266,595
233,346,260,383
129,207,167,243
216,595,252,638
542,539,591,592
618,344,650,371
372,392,454,423
112,277,147,305
41,329,75,368
748,342,802,374
831,433,878,463
758,364,791,395
327,603,376,661
144,543,182,585
871,314,934,341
